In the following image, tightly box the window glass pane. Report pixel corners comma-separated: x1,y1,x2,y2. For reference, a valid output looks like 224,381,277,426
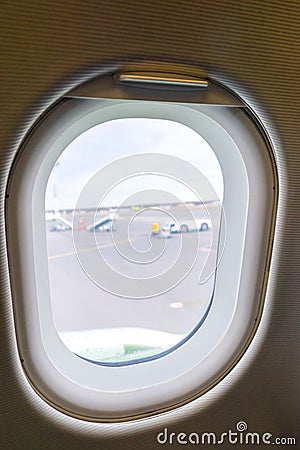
45,118,224,364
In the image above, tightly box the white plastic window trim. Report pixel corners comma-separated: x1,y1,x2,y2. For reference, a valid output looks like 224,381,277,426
6,97,277,421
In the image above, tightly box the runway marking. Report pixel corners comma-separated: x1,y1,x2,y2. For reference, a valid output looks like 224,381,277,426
48,239,130,260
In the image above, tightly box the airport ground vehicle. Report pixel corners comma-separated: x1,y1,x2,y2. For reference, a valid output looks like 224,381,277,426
47,217,73,231
1,2,299,449
87,215,115,232
162,219,212,233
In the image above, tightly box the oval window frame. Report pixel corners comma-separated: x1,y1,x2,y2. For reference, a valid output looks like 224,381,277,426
6,70,277,421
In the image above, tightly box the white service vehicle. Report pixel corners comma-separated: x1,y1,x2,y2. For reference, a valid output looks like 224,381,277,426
162,219,212,234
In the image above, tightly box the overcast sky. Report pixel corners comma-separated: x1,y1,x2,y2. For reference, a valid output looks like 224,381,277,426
45,118,223,210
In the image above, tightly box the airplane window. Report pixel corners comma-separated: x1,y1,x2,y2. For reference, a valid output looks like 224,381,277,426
6,69,277,421
45,118,223,364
